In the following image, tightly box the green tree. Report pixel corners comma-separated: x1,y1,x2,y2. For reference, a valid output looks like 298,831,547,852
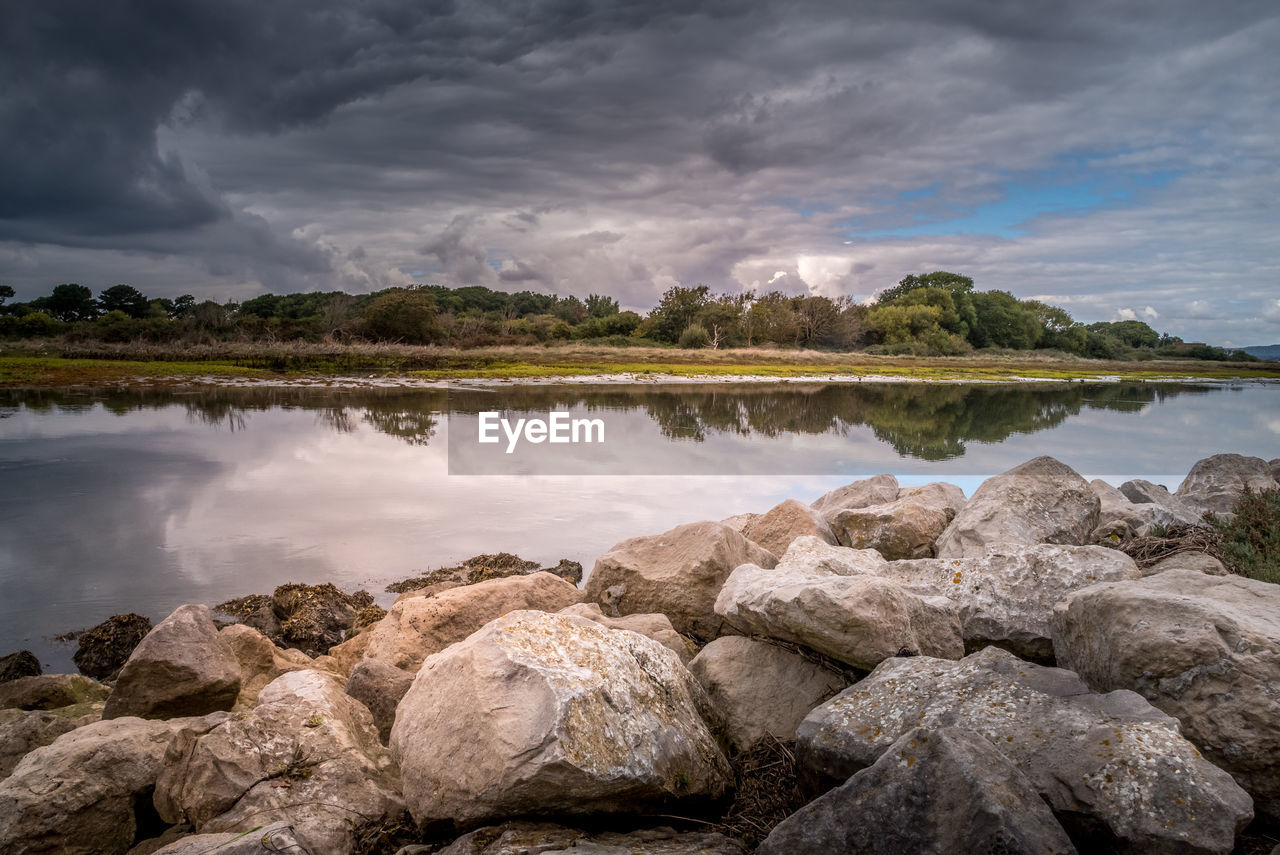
361,288,439,344
40,283,99,322
97,284,150,319
1087,320,1159,349
585,294,619,318
647,284,711,343
877,271,974,304
969,291,1042,349
0,285,13,306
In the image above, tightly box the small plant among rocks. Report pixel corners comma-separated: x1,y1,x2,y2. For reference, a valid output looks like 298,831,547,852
1210,489,1280,584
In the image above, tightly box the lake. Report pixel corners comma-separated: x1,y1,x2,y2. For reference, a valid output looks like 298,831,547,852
1,380,1276,671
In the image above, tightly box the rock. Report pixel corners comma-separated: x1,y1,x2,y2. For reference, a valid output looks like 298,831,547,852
718,512,759,534
935,457,1099,558
435,822,747,855
0,673,110,711
272,582,372,655
390,610,731,829
775,535,889,576
797,647,1253,854
145,822,309,854
0,650,40,683
345,659,413,743
326,630,373,676
584,521,777,640
104,604,242,720
219,624,311,707
1052,569,1280,820
1144,551,1228,576
213,593,280,640
73,613,152,680
0,711,78,778
364,571,584,671
1271,458,1280,484
827,482,965,559
559,602,695,664
688,636,850,751
811,474,899,514
125,823,192,855
1089,517,1134,547
1091,480,1200,539
1177,453,1278,516
155,670,402,855
742,499,837,558
0,713,225,855
1119,479,1207,525
714,562,964,670
876,544,1141,661
758,726,1076,855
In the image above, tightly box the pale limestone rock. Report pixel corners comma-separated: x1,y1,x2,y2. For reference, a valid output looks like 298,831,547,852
1177,453,1278,516
558,602,694,664
390,611,731,828
811,474,899,514
742,499,837,558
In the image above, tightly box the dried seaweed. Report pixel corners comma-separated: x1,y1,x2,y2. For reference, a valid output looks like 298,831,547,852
1119,524,1226,570
710,735,808,849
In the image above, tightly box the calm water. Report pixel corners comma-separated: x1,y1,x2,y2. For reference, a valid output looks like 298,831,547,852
1,381,1276,672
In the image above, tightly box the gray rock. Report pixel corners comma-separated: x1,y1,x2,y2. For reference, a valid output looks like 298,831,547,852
935,457,1099,558
435,822,747,855
1092,479,1201,538
1144,551,1228,576
1119,479,1207,525
73,613,152,681
1052,569,1280,820
796,647,1252,854
0,673,110,711
583,521,777,640
390,611,731,828
758,726,1076,855
718,512,759,534
558,602,695,664
0,711,77,778
218,623,312,709
1177,453,1278,516
0,650,40,682
345,658,413,743
811,474,899,514
688,636,850,751
742,499,838,558
877,544,1141,661
155,670,402,855
147,822,311,854
105,605,241,720
0,713,226,855
774,536,889,576
826,482,964,560
714,562,964,670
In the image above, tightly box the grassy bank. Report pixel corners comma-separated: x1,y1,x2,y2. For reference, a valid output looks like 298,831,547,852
1,340,1277,387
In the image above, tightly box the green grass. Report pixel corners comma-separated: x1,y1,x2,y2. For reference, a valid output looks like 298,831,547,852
1212,490,1280,584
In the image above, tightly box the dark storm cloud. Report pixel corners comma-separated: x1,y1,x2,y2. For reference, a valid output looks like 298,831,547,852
1,0,1277,341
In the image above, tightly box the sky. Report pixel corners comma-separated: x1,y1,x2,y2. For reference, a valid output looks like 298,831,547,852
1,1,1277,346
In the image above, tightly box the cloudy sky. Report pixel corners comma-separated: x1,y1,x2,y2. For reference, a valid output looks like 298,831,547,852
2,1,1277,345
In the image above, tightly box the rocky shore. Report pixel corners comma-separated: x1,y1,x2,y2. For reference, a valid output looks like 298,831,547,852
2,453,1278,854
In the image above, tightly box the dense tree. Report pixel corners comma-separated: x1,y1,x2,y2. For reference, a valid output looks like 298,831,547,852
98,284,150,319
969,290,1042,349
877,271,974,304
1087,320,1160,349
38,283,99,322
647,284,710,343
361,288,439,344
0,285,13,306
585,293,619,318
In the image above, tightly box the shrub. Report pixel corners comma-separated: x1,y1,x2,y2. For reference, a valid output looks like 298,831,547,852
1211,490,1280,584
678,322,711,349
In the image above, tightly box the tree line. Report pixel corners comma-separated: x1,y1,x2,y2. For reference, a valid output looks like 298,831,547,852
0,275,1256,362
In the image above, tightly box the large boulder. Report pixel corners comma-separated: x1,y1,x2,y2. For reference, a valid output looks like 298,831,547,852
154,670,402,855
218,624,312,708
363,571,583,671
147,822,309,855
759,726,1076,855
811,474,899,514
345,658,413,743
1052,569,1280,820
1144,551,1228,577
935,457,1099,558
390,610,731,829
797,647,1253,854
558,602,694,664
1119,479,1207,525
584,521,777,640
688,636,850,752
714,562,964,670
104,605,241,720
1177,453,1278,516
435,822,747,855
0,650,41,682
827,482,965,559
773,535,889,576
73,613,152,681
742,499,837,558
877,544,1141,661
0,713,226,855
0,673,109,711
0,711,78,778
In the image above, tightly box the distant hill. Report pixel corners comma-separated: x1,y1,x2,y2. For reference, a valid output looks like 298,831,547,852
1242,345,1280,361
